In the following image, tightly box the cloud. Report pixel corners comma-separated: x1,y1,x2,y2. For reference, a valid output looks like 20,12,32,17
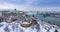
1,0,60,6
0,2,36,11
0,3,60,12
0,1,60,12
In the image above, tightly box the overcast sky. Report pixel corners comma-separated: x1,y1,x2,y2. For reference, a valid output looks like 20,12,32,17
0,0,60,11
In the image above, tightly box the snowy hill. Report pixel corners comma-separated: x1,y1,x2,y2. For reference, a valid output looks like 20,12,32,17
0,19,60,32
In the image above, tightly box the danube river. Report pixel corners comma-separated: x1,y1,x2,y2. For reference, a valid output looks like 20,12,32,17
34,14,60,27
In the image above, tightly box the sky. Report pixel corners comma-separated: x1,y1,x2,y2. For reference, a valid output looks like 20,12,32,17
0,0,60,11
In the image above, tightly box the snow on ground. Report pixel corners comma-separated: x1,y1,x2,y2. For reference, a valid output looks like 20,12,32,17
0,20,60,32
